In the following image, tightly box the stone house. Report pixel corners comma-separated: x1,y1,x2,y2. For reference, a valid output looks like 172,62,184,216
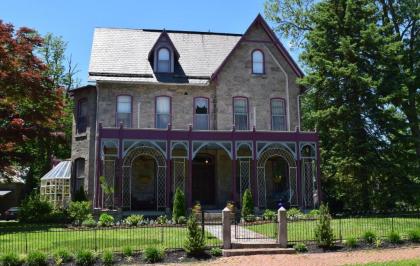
69,15,319,212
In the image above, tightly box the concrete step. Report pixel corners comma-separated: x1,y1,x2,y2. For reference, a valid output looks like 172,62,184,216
231,243,281,249
223,248,296,257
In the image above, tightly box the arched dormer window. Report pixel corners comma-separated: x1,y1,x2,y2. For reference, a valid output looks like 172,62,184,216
252,49,264,74
157,47,171,73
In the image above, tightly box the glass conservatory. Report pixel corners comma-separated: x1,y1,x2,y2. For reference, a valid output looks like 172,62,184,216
40,160,71,207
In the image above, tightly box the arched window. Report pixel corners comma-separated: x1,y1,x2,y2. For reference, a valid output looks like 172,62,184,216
193,97,209,130
252,50,264,74
157,47,171,72
77,98,88,133
271,98,287,131
116,95,132,128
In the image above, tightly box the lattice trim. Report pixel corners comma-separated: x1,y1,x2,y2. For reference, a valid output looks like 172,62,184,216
239,159,251,202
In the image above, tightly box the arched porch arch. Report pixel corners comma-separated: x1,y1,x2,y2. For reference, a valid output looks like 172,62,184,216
257,145,297,208
122,146,166,210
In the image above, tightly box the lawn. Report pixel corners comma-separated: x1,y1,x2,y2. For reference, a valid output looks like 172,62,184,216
0,225,221,253
245,217,420,242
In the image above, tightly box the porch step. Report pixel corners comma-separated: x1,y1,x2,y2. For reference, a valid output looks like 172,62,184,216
222,248,295,257
231,243,281,249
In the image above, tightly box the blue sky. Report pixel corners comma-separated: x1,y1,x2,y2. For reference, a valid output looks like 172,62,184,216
1,0,299,86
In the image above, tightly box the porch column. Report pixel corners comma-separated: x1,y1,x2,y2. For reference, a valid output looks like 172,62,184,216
316,140,322,203
166,125,172,211
296,134,302,207
117,123,123,209
251,126,258,208
231,125,237,203
187,125,193,208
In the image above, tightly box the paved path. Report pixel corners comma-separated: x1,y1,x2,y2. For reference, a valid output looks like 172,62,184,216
176,245,420,266
205,225,276,244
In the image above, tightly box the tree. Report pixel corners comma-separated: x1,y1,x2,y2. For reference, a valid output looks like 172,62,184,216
0,21,65,176
314,204,334,248
241,188,254,217
183,215,205,256
264,0,420,211
172,188,186,223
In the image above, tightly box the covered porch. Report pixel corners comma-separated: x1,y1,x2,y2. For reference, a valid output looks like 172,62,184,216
94,124,320,212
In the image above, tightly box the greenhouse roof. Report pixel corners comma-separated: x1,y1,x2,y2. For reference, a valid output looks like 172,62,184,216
41,160,71,180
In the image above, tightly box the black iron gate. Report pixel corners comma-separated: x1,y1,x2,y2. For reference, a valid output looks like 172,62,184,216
234,212,278,240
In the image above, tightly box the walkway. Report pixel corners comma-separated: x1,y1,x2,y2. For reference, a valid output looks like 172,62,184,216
205,225,276,244
178,245,420,266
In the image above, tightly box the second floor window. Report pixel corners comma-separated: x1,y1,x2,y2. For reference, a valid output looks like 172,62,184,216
233,97,249,130
156,96,170,128
271,98,287,131
157,47,170,73
252,50,264,74
194,97,209,130
77,99,87,134
116,95,132,127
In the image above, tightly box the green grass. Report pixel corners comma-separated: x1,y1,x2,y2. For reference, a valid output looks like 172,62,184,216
245,217,420,242
349,259,420,266
0,226,221,253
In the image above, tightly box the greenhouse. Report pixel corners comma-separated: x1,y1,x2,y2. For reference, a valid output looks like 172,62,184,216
40,160,72,207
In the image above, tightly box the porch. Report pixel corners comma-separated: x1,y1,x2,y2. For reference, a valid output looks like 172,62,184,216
94,124,320,212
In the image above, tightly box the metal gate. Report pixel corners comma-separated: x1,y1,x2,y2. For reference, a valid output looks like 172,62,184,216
234,212,278,240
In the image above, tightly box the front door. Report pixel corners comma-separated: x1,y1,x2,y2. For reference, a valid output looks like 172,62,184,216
192,155,215,205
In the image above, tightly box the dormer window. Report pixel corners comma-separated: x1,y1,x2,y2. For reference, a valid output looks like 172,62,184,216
157,47,171,73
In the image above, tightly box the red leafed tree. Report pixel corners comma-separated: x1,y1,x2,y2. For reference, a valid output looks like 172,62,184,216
0,20,65,173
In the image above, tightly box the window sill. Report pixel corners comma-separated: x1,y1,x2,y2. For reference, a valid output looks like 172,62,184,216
251,73,267,78
75,133,87,140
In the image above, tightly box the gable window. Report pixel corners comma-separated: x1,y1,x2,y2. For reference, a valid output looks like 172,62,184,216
77,99,88,134
157,47,171,73
116,95,132,128
252,50,264,74
233,97,249,130
271,98,287,131
194,97,209,130
156,96,171,128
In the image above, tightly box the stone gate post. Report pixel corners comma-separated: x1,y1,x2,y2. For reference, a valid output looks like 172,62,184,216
222,207,232,249
277,207,288,248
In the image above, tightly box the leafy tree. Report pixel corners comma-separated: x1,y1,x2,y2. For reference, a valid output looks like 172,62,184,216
68,201,91,225
0,21,65,176
264,0,420,211
241,188,254,217
183,216,205,256
18,193,53,223
172,188,186,222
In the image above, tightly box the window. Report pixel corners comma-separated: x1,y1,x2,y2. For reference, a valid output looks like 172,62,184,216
157,47,171,73
233,97,249,130
74,158,85,192
156,96,171,129
271,98,287,131
116,95,132,127
194,97,209,130
252,50,264,74
77,99,88,134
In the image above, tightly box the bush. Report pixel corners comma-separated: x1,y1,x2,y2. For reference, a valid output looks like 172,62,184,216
75,250,96,266
125,214,144,226
142,247,165,263
293,243,308,253
184,216,205,256
388,231,401,244
27,251,48,266
177,216,187,224
172,188,186,223
306,209,320,218
244,214,256,222
156,215,168,225
122,246,133,257
344,237,357,248
101,250,113,266
362,231,377,244
287,208,304,220
407,229,420,242
241,188,254,218
314,204,334,248
263,209,276,221
68,201,91,225
192,202,202,214
98,213,114,227
81,214,97,227
53,249,73,264
0,252,24,266
18,193,53,223
209,247,222,257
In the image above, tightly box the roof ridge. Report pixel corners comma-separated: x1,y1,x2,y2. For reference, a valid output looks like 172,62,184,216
95,27,242,36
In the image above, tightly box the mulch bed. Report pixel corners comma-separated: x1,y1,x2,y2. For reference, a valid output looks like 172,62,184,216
296,241,420,254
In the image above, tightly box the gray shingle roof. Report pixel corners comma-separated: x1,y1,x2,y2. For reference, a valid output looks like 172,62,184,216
88,28,241,84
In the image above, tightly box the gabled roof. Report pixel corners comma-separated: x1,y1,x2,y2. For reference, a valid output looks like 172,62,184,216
88,15,303,84
147,30,180,60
